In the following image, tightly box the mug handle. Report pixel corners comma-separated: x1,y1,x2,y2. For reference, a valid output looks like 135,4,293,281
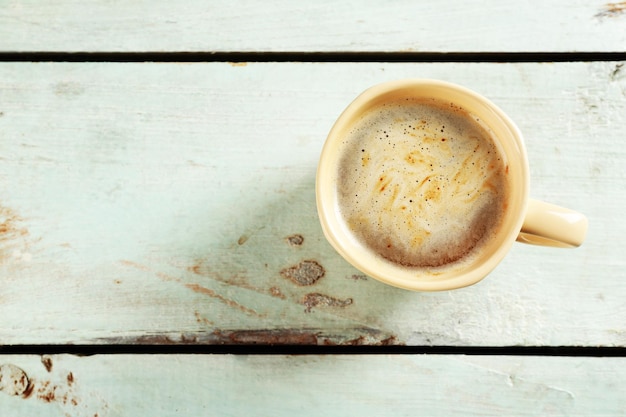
516,199,588,247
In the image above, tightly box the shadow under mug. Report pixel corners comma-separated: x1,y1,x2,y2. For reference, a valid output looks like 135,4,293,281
316,79,588,291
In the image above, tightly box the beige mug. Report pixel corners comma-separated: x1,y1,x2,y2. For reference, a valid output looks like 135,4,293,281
316,79,587,291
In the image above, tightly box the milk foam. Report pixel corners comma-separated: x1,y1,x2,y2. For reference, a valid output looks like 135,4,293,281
337,98,509,268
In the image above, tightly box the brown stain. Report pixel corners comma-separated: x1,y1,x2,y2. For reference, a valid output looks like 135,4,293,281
228,62,248,67
119,259,150,271
378,175,391,192
285,234,304,246
180,258,287,304
99,328,401,346
41,356,53,372
404,150,425,165
423,178,441,201
21,379,35,399
194,310,214,325
121,260,263,318
301,293,353,313
187,263,201,275
186,259,250,289
0,204,29,260
212,329,319,345
417,174,432,189
21,375,83,409
237,234,249,245
12,361,108,415
269,286,286,299
280,260,325,286
597,1,626,17
185,283,264,317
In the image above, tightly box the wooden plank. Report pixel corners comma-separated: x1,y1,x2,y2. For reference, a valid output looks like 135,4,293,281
0,354,625,416
0,61,625,346
0,0,625,53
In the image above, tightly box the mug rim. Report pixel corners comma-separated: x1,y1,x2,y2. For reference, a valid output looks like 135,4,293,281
316,79,530,291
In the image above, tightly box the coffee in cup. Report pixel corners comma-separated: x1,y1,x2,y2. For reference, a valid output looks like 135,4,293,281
316,79,587,291
336,96,509,269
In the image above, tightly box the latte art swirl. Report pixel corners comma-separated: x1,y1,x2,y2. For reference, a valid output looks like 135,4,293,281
337,98,509,268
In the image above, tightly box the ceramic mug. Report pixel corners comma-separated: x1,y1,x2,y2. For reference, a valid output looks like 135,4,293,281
316,79,587,291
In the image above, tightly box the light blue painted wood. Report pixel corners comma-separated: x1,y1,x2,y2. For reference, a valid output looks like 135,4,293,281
0,0,624,52
0,354,625,416
0,61,624,345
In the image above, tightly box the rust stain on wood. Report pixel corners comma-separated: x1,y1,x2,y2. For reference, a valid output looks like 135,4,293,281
31,378,83,409
280,260,325,286
301,293,353,313
0,364,77,405
21,379,35,399
41,356,53,373
212,329,320,345
21,368,108,415
97,327,402,346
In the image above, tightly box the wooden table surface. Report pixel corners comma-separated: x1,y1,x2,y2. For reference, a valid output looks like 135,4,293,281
1,1,625,415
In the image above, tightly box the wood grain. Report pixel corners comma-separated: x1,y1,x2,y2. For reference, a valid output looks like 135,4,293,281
0,61,624,346
0,354,625,416
0,0,625,53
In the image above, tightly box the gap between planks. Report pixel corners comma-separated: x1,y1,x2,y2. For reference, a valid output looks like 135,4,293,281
0,51,626,63
1,345,626,357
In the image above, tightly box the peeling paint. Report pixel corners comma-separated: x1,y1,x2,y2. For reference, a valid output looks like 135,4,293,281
280,260,325,286
213,329,320,345
301,293,353,312
96,327,401,346
285,234,304,246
